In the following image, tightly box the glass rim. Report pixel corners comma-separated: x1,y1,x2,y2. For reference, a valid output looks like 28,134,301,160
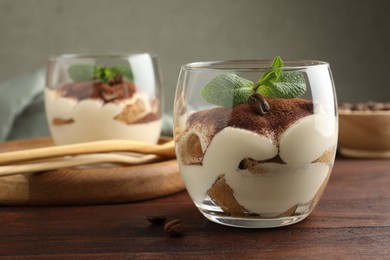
49,52,157,61
181,59,330,72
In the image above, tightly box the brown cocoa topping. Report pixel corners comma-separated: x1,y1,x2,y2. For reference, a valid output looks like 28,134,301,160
187,98,313,142
59,80,136,103
59,81,96,100
177,98,313,166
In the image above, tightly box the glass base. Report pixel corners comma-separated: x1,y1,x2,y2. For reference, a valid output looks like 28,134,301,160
195,196,311,228
200,210,309,228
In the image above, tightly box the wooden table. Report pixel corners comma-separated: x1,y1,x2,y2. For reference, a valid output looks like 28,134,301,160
0,140,389,259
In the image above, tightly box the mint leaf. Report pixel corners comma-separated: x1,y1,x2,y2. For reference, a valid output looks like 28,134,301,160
68,64,96,82
201,73,254,107
271,56,283,68
199,56,307,108
258,71,306,98
95,67,117,83
257,56,283,86
255,56,306,99
112,64,134,81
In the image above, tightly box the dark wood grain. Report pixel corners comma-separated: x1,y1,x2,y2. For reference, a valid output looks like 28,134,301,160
0,138,389,259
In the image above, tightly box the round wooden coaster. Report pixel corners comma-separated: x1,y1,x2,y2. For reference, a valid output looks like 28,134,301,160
0,138,184,206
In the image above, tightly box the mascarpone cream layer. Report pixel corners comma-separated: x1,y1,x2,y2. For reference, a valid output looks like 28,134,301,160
45,88,162,145
177,114,337,216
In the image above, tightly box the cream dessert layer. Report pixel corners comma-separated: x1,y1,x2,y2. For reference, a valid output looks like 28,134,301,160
45,88,162,145
176,98,338,217
177,116,336,217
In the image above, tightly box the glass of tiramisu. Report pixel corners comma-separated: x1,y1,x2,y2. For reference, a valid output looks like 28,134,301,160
45,53,163,145
173,57,338,228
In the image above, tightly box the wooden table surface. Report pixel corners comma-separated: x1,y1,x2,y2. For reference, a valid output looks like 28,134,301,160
0,139,389,259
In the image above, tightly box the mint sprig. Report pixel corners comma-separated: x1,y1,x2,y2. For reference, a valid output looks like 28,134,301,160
257,56,283,84
255,56,306,98
68,64,134,83
200,73,254,107
200,56,306,108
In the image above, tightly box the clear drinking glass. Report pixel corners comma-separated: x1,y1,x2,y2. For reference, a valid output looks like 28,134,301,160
45,53,163,145
173,59,338,228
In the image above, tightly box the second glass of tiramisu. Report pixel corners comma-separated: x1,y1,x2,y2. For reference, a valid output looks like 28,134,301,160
45,53,163,145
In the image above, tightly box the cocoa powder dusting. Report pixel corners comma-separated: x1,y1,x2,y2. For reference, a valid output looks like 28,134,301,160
263,98,313,137
187,98,313,141
59,81,136,103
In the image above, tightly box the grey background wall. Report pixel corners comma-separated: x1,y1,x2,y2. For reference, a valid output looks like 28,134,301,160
0,0,389,139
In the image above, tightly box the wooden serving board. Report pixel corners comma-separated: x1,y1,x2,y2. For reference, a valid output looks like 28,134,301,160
0,138,185,206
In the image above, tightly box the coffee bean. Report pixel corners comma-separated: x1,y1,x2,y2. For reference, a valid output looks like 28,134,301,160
248,93,270,115
164,219,184,237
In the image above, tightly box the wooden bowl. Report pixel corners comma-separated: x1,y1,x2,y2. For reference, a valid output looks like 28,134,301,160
338,110,390,158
